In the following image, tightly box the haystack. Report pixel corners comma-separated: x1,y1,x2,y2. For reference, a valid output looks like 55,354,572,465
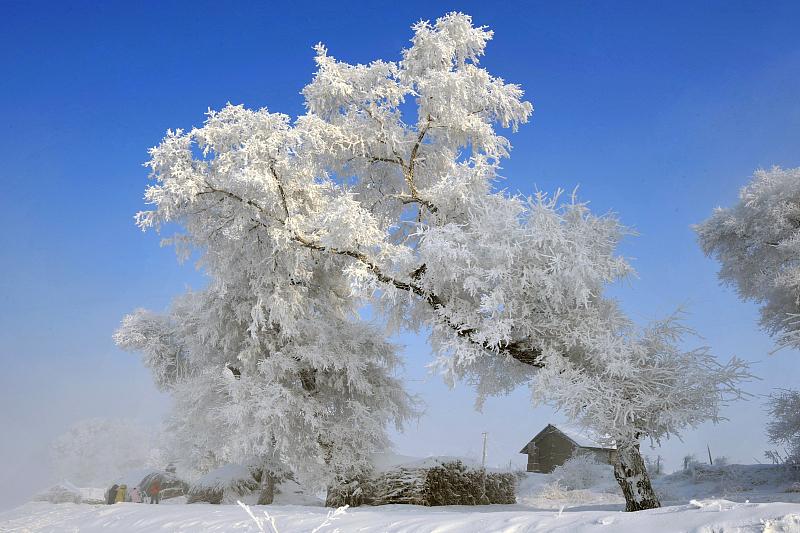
326,457,516,507
187,464,259,504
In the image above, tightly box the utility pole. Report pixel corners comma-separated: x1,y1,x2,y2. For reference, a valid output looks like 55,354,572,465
480,432,489,504
481,432,488,469
707,444,713,465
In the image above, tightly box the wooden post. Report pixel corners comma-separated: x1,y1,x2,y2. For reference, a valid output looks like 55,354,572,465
480,432,489,504
481,432,488,469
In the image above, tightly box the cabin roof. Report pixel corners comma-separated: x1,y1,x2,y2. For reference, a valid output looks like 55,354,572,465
519,423,616,453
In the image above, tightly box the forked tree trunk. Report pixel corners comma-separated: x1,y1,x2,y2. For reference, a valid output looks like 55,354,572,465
613,443,660,512
257,471,276,505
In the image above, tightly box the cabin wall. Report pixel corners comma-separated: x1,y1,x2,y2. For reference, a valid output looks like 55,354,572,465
524,429,617,473
525,431,577,473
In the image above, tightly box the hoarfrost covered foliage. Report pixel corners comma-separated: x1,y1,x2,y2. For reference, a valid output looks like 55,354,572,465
118,12,747,509
697,166,800,350
550,454,616,491
534,314,748,448
115,288,415,489
766,389,800,464
49,418,158,486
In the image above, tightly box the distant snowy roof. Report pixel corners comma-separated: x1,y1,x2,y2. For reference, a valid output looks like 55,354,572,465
556,425,616,449
520,423,616,452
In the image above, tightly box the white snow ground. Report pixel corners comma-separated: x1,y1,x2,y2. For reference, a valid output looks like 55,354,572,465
2,499,799,532
4,465,800,532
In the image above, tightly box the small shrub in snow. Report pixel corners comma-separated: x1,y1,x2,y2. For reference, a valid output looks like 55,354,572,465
685,462,746,493
536,481,569,501
33,482,82,504
550,453,614,491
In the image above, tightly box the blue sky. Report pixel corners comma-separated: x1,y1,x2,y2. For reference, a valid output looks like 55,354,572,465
1,0,799,507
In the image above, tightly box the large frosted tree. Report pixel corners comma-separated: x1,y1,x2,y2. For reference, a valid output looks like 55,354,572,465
121,12,746,511
114,138,416,497
116,288,413,499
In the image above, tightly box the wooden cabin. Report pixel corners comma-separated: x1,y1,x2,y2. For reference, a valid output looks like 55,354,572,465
519,424,617,473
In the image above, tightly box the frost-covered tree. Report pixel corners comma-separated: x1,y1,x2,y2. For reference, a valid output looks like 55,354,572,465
115,272,415,498
696,166,800,350
533,315,746,508
123,12,747,511
766,389,800,464
49,418,157,486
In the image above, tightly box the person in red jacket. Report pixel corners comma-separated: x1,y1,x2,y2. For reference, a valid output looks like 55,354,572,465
149,479,161,504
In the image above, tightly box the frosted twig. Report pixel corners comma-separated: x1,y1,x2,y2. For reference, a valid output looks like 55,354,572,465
237,500,279,533
311,505,349,533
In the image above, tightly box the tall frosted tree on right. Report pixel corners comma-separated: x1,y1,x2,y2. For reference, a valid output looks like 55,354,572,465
696,166,800,349
697,167,800,467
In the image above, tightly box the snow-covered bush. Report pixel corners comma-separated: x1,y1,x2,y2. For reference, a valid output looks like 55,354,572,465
653,463,800,502
425,461,515,506
187,464,258,504
535,480,570,501
32,482,82,504
326,460,515,507
550,454,615,491
680,463,747,495
525,476,623,509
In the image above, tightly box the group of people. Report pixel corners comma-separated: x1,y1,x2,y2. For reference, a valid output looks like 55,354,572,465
106,480,161,504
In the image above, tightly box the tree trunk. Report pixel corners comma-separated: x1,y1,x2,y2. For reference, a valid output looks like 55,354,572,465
613,443,660,512
257,471,275,505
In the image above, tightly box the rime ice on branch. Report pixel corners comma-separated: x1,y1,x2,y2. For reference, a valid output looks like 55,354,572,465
697,166,800,350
